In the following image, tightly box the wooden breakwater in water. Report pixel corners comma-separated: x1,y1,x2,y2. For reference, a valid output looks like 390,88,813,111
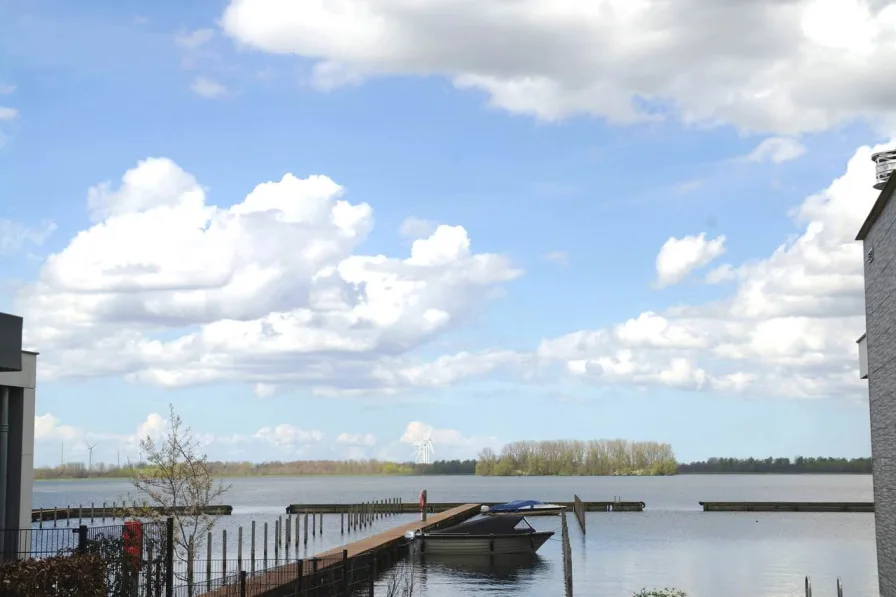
286,499,646,513
31,503,233,523
699,501,874,512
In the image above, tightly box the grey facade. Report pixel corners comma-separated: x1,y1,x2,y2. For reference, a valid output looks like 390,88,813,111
858,171,896,597
0,311,36,561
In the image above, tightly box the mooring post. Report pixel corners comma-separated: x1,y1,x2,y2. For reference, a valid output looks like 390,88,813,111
341,511,344,534
286,514,291,554
206,532,212,592
422,490,428,522
296,558,304,593
250,521,256,574
295,514,299,550
263,522,269,568
275,519,280,562
222,529,228,584
304,513,309,545
320,511,323,534
237,526,243,573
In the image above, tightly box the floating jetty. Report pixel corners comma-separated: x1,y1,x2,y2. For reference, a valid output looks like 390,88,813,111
699,501,874,513
198,504,481,597
286,500,646,514
31,504,233,522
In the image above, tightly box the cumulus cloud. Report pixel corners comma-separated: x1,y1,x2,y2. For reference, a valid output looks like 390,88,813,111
190,77,228,98
399,217,437,239
0,219,56,255
220,0,896,134
254,383,276,398
744,137,807,164
175,28,215,49
254,424,324,449
537,141,887,399
0,107,17,121
399,421,495,448
17,158,522,395
336,432,376,446
654,233,726,288
542,250,569,266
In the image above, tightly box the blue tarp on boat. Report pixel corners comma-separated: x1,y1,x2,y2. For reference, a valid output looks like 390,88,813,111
489,500,544,512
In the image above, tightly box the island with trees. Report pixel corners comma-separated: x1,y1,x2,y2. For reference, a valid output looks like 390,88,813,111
33,433,872,480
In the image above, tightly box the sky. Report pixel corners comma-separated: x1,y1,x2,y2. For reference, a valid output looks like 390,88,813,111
0,0,891,468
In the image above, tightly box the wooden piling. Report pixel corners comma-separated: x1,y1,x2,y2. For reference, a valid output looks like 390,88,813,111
573,494,586,534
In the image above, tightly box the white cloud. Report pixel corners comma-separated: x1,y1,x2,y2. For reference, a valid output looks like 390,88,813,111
18,157,522,394
538,141,887,399
253,424,324,449
34,414,83,442
542,250,569,266
744,137,807,164
654,233,726,288
0,107,18,121
400,421,494,448
336,432,376,446
175,29,215,49
220,0,896,135
254,383,276,398
399,217,437,239
0,83,15,95
190,77,228,98
0,219,57,255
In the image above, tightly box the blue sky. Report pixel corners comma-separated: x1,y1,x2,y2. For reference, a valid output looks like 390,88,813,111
0,0,888,467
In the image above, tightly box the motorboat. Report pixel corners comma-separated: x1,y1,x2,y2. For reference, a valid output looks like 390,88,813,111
481,500,566,516
414,515,554,555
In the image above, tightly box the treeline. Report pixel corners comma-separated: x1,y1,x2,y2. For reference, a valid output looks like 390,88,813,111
475,439,678,476
33,459,477,479
678,456,872,474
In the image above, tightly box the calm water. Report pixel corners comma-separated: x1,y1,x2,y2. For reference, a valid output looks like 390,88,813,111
32,475,878,597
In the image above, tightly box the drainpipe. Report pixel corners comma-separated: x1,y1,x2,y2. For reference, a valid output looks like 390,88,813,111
0,386,9,535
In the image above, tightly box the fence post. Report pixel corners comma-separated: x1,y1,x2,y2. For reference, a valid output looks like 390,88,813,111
76,525,88,553
239,570,247,597
368,555,376,597
296,558,304,594
165,517,174,597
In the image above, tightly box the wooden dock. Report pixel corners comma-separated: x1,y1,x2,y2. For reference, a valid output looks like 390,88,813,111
199,504,481,597
286,500,646,513
31,504,233,522
699,501,874,512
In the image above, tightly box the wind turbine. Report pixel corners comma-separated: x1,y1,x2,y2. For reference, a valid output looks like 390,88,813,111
412,432,435,465
85,441,98,473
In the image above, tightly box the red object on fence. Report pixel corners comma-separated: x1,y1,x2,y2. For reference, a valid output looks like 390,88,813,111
123,520,143,571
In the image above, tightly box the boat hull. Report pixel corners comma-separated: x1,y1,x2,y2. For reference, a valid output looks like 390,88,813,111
420,531,554,555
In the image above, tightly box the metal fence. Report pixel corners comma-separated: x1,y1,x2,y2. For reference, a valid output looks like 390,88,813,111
0,519,174,597
171,552,380,597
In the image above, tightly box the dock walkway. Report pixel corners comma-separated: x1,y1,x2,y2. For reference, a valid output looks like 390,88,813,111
198,504,480,597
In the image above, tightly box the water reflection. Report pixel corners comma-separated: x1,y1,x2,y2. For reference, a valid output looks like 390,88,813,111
418,552,549,584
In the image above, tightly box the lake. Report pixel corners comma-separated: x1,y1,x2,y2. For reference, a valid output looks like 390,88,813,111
32,474,878,597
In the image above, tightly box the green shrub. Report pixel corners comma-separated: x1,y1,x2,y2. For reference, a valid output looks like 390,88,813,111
633,589,688,597
0,553,108,597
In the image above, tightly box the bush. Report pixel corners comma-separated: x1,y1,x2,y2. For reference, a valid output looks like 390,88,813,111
0,553,108,597
633,589,687,597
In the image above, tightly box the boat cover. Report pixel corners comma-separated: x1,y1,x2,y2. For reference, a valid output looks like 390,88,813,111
430,515,528,535
488,500,544,512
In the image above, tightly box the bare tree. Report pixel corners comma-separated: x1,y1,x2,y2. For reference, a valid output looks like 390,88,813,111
129,404,231,595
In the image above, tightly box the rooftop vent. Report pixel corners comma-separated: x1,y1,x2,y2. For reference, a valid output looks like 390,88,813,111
871,149,896,190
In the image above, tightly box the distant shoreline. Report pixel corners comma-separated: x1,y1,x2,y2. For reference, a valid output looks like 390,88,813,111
33,471,873,482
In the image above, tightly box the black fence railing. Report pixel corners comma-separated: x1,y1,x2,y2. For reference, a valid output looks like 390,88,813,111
171,552,383,597
0,518,174,597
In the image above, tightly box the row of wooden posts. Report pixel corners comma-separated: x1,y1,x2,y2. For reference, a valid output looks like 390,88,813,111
193,499,400,591
35,502,152,527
